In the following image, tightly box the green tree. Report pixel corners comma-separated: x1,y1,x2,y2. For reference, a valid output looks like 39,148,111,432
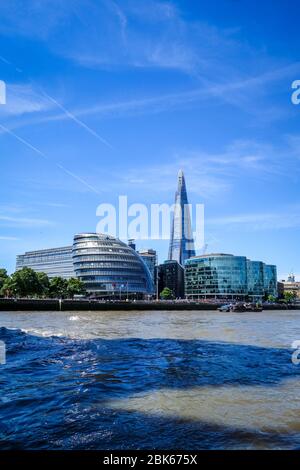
160,287,173,300
1,275,16,297
283,291,296,303
67,277,86,298
49,276,69,298
267,294,276,303
1,267,42,297
0,268,8,292
37,272,50,297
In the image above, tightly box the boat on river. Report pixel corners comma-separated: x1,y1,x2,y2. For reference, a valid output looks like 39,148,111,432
219,303,263,312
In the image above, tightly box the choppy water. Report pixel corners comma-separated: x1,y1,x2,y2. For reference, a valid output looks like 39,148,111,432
0,309,300,449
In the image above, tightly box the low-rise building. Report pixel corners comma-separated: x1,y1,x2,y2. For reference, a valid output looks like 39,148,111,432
279,275,300,299
157,260,184,299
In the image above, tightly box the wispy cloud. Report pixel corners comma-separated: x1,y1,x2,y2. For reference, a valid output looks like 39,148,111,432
0,83,54,117
0,0,294,84
114,136,300,200
10,61,297,133
0,122,101,194
0,236,20,241
207,206,300,231
0,215,54,228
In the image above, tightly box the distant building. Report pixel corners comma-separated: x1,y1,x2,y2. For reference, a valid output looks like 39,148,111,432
185,254,277,301
280,277,300,299
128,239,136,251
16,246,75,279
168,170,195,266
138,249,157,283
157,260,184,298
277,281,285,298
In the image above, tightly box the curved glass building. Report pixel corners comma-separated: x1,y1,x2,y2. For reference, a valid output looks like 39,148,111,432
72,233,154,297
185,254,248,300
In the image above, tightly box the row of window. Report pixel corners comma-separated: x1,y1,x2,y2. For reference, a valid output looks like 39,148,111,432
76,269,145,276
72,255,141,264
79,276,146,283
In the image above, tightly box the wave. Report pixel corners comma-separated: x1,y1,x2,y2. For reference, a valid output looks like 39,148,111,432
1,327,300,450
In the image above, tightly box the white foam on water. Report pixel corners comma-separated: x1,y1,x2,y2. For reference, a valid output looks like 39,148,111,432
69,315,80,321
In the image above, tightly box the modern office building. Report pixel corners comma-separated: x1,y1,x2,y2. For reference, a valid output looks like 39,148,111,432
168,170,195,266
16,233,155,298
185,254,248,300
157,260,184,299
16,246,75,279
263,264,278,297
72,233,154,297
185,254,277,301
138,249,157,283
247,260,264,300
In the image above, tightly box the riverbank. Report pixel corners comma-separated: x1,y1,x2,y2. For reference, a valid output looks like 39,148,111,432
0,298,299,311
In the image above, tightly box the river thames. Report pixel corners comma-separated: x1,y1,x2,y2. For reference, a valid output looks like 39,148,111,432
1,309,300,449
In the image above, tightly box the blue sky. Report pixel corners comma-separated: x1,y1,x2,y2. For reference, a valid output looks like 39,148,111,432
0,0,300,279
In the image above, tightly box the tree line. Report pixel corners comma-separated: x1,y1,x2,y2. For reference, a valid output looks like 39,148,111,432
0,267,85,299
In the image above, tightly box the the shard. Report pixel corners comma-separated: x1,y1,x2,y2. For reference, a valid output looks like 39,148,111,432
168,170,196,266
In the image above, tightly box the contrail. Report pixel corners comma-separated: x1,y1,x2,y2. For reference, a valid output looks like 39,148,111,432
41,91,113,149
0,122,101,194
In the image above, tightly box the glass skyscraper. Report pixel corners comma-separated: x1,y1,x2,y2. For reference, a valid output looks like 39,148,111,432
168,170,195,266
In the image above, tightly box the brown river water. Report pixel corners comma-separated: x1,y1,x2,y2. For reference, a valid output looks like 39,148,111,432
0,309,300,449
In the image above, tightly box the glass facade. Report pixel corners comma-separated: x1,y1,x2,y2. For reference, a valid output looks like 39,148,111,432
72,233,154,297
185,254,277,300
138,249,157,282
185,254,247,300
168,170,195,266
247,260,264,300
263,264,277,297
16,246,75,279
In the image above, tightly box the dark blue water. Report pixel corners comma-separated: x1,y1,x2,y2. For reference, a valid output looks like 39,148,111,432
1,324,300,449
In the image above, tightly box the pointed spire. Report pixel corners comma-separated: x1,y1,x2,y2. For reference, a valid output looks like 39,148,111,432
168,170,195,265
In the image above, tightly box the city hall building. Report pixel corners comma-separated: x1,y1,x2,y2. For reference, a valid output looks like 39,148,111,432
16,233,154,298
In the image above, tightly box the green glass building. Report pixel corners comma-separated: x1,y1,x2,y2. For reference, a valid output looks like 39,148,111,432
185,254,277,301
